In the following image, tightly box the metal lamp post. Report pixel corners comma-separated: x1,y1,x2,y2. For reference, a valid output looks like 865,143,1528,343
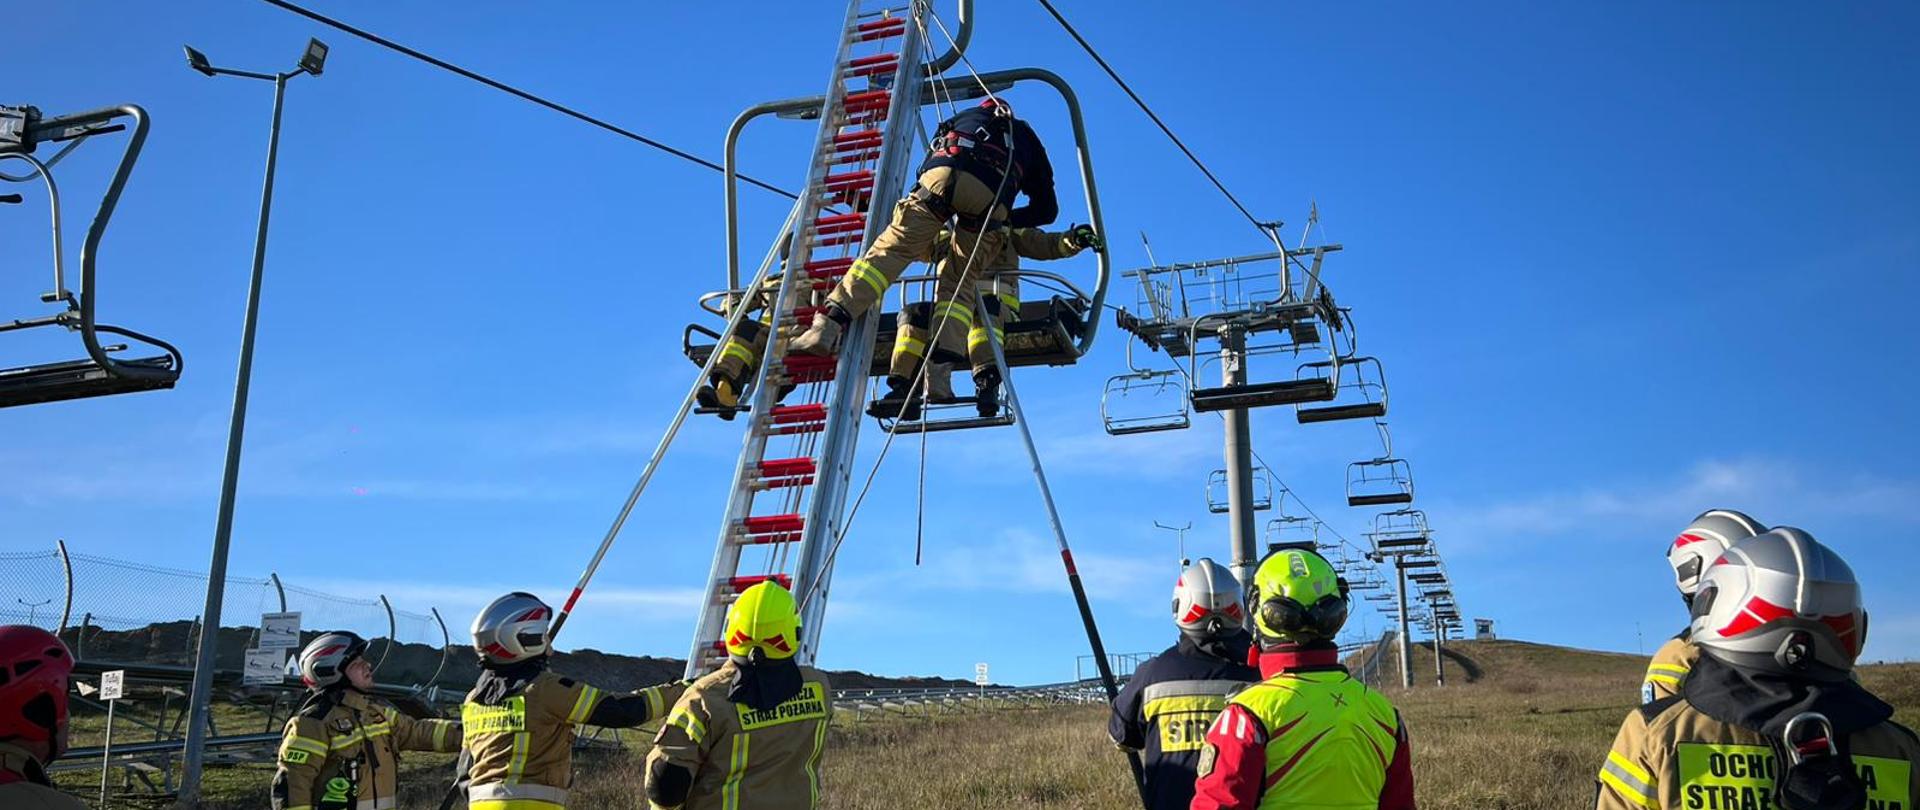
176,37,327,808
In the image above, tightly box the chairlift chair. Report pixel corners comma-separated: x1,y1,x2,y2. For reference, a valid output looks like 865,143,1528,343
1263,515,1320,551
1,104,182,408
1346,457,1414,507
1101,368,1190,436
1368,508,1431,554
1295,355,1389,425
1206,466,1273,514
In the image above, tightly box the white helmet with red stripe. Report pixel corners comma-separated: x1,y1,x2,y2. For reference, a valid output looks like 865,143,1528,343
1172,558,1245,639
1667,509,1766,604
1690,527,1866,681
471,592,553,665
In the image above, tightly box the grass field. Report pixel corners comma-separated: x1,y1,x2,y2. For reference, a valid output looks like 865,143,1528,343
47,640,1920,809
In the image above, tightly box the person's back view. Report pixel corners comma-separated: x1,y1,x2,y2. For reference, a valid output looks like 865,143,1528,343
1642,509,1765,704
461,592,683,810
646,582,832,810
1190,547,1414,810
1108,557,1257,810
1598,527,1920,810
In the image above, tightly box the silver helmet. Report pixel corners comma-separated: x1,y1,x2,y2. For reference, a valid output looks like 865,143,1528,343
472,592,553,665
1690,527,1865,681
298,631,369,689
1172,558,1245,638
1667,509,1765,601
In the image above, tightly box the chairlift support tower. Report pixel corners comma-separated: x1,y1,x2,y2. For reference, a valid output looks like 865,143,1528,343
1109,240,1350,596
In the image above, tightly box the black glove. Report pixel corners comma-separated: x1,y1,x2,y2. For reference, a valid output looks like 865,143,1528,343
1067,224,1103,250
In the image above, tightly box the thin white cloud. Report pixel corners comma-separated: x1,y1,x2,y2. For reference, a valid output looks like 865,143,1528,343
1429,457,1920,556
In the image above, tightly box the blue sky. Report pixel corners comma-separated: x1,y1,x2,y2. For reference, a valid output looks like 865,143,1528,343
4,2,1917,685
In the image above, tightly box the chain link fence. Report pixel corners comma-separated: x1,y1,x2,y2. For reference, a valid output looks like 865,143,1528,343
2,541,451,685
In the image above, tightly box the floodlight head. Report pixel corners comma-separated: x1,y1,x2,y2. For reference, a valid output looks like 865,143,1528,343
299,38,329,76
184,46,216,77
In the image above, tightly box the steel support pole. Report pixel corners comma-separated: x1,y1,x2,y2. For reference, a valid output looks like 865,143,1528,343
1433,619,1445,686
1220,324,1258,597
1395,558,1412,690
180,71,289,807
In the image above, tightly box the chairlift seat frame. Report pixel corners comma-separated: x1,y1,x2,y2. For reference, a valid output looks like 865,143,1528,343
1,104,182,410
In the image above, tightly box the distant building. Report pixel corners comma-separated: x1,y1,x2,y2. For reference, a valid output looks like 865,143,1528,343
1474,618,1495,640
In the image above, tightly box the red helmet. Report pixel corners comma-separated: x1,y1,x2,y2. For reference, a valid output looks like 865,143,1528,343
978,96,1012,115
0,625,74,761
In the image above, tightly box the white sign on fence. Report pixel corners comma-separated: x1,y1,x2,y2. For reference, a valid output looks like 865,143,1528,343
259,611,303,649
244,648,289,686
99,669,125,701
974,663,989,686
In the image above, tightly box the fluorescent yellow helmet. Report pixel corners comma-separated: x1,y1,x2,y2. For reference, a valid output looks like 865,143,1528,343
1249,547,1348,645
724,581,802,661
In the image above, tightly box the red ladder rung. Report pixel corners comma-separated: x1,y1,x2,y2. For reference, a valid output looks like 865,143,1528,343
769,403,828,424
805,257,854,274
854,18,906,41
758,456,817,477
823,169,874,190
727,574,794,592
847,54,898,68
812,231,864,248
833,128,884,146
843,90,890,111
814,212,865,229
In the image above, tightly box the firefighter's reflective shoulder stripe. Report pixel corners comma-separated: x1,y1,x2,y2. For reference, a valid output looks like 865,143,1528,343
1672,743,1910,810
1643,637,1699,703
1141,679,1242,754
1600,749,1658,809
666,699,709,745
566,684,604,724
735,681,829,731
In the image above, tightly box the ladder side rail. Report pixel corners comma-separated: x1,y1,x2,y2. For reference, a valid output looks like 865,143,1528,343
792,3,929,659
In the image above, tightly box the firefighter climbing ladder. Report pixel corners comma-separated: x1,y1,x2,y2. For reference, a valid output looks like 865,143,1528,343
681,1,930,674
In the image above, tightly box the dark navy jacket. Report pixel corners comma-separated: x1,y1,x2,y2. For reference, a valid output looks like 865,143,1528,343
1109,632,1259,810
920,106,1058,229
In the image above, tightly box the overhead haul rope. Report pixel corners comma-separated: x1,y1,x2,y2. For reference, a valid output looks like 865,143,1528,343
253,0,800,200
1032,0,1274,241
545,199,808,641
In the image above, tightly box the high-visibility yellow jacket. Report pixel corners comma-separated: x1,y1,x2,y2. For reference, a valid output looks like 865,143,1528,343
462,669,683,810
1191,657,1414,810
272,689,460,810
0,743,88,810
645,661,833,810
1597,693,1920,810
1642,632,1699,704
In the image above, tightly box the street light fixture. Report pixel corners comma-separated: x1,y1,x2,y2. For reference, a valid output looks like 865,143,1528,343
174,37,326,809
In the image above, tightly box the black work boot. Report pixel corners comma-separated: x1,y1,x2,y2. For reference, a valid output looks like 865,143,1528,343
696,376,744,421
972,368,1002,418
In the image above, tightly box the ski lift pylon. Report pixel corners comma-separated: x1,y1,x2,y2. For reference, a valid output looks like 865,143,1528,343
0,104,182,409
1346,457,1414,507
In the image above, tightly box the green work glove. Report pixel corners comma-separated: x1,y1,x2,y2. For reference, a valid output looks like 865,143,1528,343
1068,224,1103,251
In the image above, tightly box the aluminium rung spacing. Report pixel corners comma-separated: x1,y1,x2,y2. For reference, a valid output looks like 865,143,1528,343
686,0,923,678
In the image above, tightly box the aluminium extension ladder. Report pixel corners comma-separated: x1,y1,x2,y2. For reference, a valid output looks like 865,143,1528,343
684,0,929,677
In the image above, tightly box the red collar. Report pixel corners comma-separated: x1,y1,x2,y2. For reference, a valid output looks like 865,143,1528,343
1253,647,1341,679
